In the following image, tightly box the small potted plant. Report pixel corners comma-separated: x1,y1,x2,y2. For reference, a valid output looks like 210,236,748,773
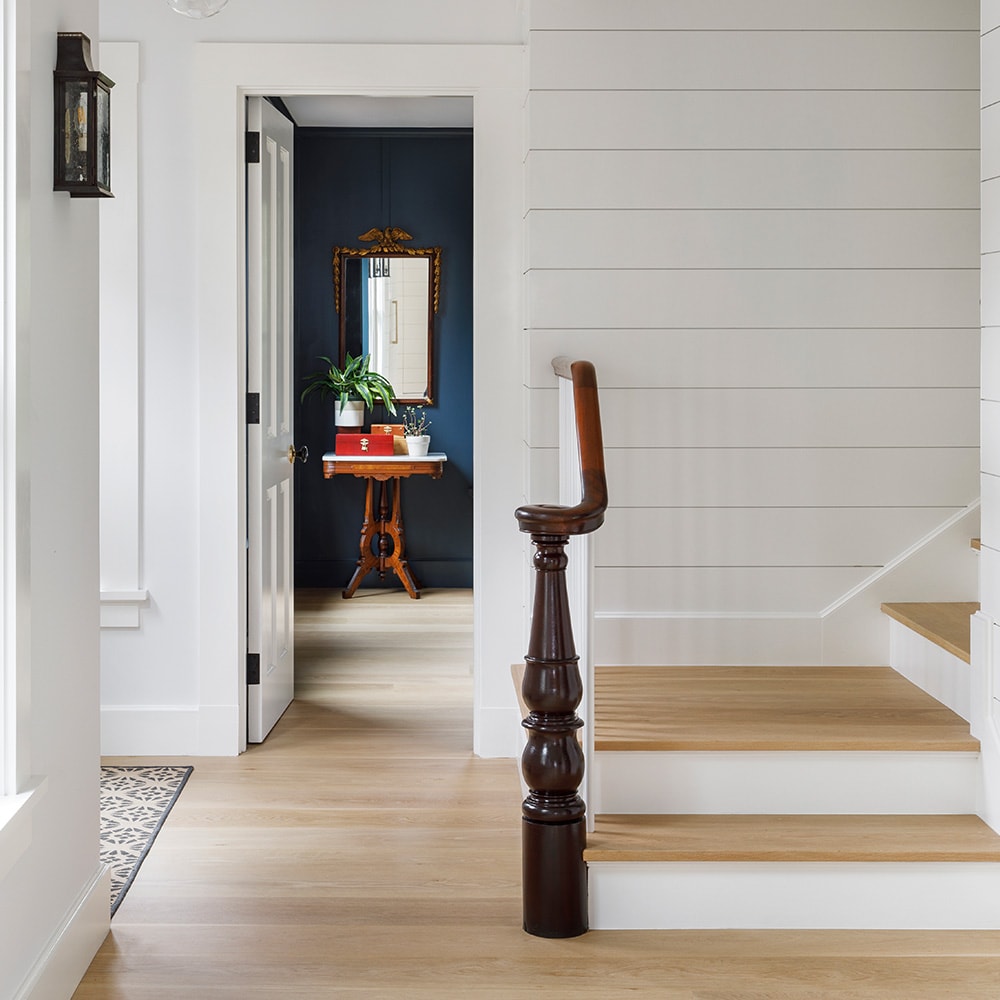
300,353,396,427
402,405,432,456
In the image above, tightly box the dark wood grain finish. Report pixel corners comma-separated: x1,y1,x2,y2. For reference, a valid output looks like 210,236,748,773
516,359,608,938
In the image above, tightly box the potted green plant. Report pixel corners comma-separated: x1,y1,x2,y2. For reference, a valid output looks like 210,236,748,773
402,405,432,456
300,353,397,427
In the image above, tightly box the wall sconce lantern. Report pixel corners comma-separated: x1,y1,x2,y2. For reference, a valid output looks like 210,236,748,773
53,32,114,198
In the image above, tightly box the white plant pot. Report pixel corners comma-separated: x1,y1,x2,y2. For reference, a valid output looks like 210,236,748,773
334,400,365,427
406,435,431,456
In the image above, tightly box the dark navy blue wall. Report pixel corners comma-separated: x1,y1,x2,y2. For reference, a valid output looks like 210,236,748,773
294,128,473,589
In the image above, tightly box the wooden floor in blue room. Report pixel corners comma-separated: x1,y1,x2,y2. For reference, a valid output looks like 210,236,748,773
74,589,1000,999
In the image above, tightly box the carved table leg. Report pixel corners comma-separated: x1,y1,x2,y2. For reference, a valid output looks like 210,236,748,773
375,479,392,581
385,477,422,599
342,477,378,599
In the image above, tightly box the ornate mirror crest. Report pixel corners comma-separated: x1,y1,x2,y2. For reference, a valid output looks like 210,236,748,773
332,227,441,315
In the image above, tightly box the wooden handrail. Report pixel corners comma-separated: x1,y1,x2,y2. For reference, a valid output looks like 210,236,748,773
514,358,607,537
515,358,607,939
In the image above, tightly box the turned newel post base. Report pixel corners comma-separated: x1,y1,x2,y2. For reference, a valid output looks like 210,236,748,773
519,531,589,938
522,817,587,938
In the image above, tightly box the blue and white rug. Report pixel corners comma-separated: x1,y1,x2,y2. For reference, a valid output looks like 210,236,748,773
100,764,193,916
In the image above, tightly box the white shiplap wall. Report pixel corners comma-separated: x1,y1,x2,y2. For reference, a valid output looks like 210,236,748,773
525,0,981,665
983,6,1000,619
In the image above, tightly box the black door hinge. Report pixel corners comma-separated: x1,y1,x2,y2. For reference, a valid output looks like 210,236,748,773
246,392,260,425
247,652,260,685
246,131,261,164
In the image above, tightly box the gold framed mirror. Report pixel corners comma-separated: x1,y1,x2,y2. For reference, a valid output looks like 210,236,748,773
333,226,441,406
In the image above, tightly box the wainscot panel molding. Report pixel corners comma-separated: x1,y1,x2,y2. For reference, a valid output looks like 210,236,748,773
99,43,144,629
99,590,150,629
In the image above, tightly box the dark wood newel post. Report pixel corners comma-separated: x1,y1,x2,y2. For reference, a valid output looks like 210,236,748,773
519,529,587,938
515,358,607,939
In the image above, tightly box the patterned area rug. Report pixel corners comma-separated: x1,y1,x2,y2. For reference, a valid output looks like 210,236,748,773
100,764,193,916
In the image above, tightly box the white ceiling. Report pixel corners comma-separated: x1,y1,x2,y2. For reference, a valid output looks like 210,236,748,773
278,95,473,128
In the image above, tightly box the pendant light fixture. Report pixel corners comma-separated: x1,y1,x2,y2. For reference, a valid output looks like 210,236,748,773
165,0,229,18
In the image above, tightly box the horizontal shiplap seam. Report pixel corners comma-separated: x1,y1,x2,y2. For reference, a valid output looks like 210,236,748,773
530,88,979,94
529,29,979,34
532,89,979,96
594,608,823,621
526,267,981,272
595,565,884,570
527,326,980,332
536,383,981,388
525,203,982,207
601,505,969,511
524,326,982,332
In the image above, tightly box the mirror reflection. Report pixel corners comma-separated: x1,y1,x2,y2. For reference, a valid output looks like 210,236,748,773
334,227,440,406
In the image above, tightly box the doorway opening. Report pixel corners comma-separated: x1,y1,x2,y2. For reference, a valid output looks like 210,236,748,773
247,95,475,744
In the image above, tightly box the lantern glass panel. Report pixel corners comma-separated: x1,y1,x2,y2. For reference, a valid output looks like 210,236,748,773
62,80,89,185
97,83,110,191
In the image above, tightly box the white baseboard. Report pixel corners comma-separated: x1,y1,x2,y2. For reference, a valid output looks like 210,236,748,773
593,750,980,815
589,861,1000,930
101,703,241,756
14,864,111,1000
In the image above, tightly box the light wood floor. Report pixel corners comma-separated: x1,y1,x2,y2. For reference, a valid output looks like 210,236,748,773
75,589,1000,999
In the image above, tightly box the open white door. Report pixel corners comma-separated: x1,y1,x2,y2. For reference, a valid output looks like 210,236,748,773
247,97,296,743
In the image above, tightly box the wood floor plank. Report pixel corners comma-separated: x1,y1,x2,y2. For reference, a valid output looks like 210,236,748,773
593,665,979,752
74,589,1000,999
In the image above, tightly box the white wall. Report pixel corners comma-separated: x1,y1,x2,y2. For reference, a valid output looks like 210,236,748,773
983,3,1000,616
525,0,981,667
978,1,1000,830
0,0,110,996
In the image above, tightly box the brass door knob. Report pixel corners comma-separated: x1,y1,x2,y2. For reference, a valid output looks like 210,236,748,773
288,444,309,465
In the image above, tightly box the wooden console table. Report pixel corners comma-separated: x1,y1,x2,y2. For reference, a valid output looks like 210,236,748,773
322,452,447,599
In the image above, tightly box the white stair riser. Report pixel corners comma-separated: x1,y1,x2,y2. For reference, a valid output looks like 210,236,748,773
593,751,979,814
589,861,1000,930
888,618,972,722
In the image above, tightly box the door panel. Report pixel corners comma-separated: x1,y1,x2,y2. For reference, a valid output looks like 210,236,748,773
247,97,295,743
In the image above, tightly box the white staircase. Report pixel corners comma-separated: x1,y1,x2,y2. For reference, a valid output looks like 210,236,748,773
586,607,1000,929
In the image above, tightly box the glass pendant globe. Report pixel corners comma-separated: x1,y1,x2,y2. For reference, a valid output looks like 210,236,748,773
165,0,229,17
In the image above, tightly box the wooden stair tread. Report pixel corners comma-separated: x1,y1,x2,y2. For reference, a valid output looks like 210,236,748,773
880,602,978,663
585,814,1000,863
593,665,979,752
